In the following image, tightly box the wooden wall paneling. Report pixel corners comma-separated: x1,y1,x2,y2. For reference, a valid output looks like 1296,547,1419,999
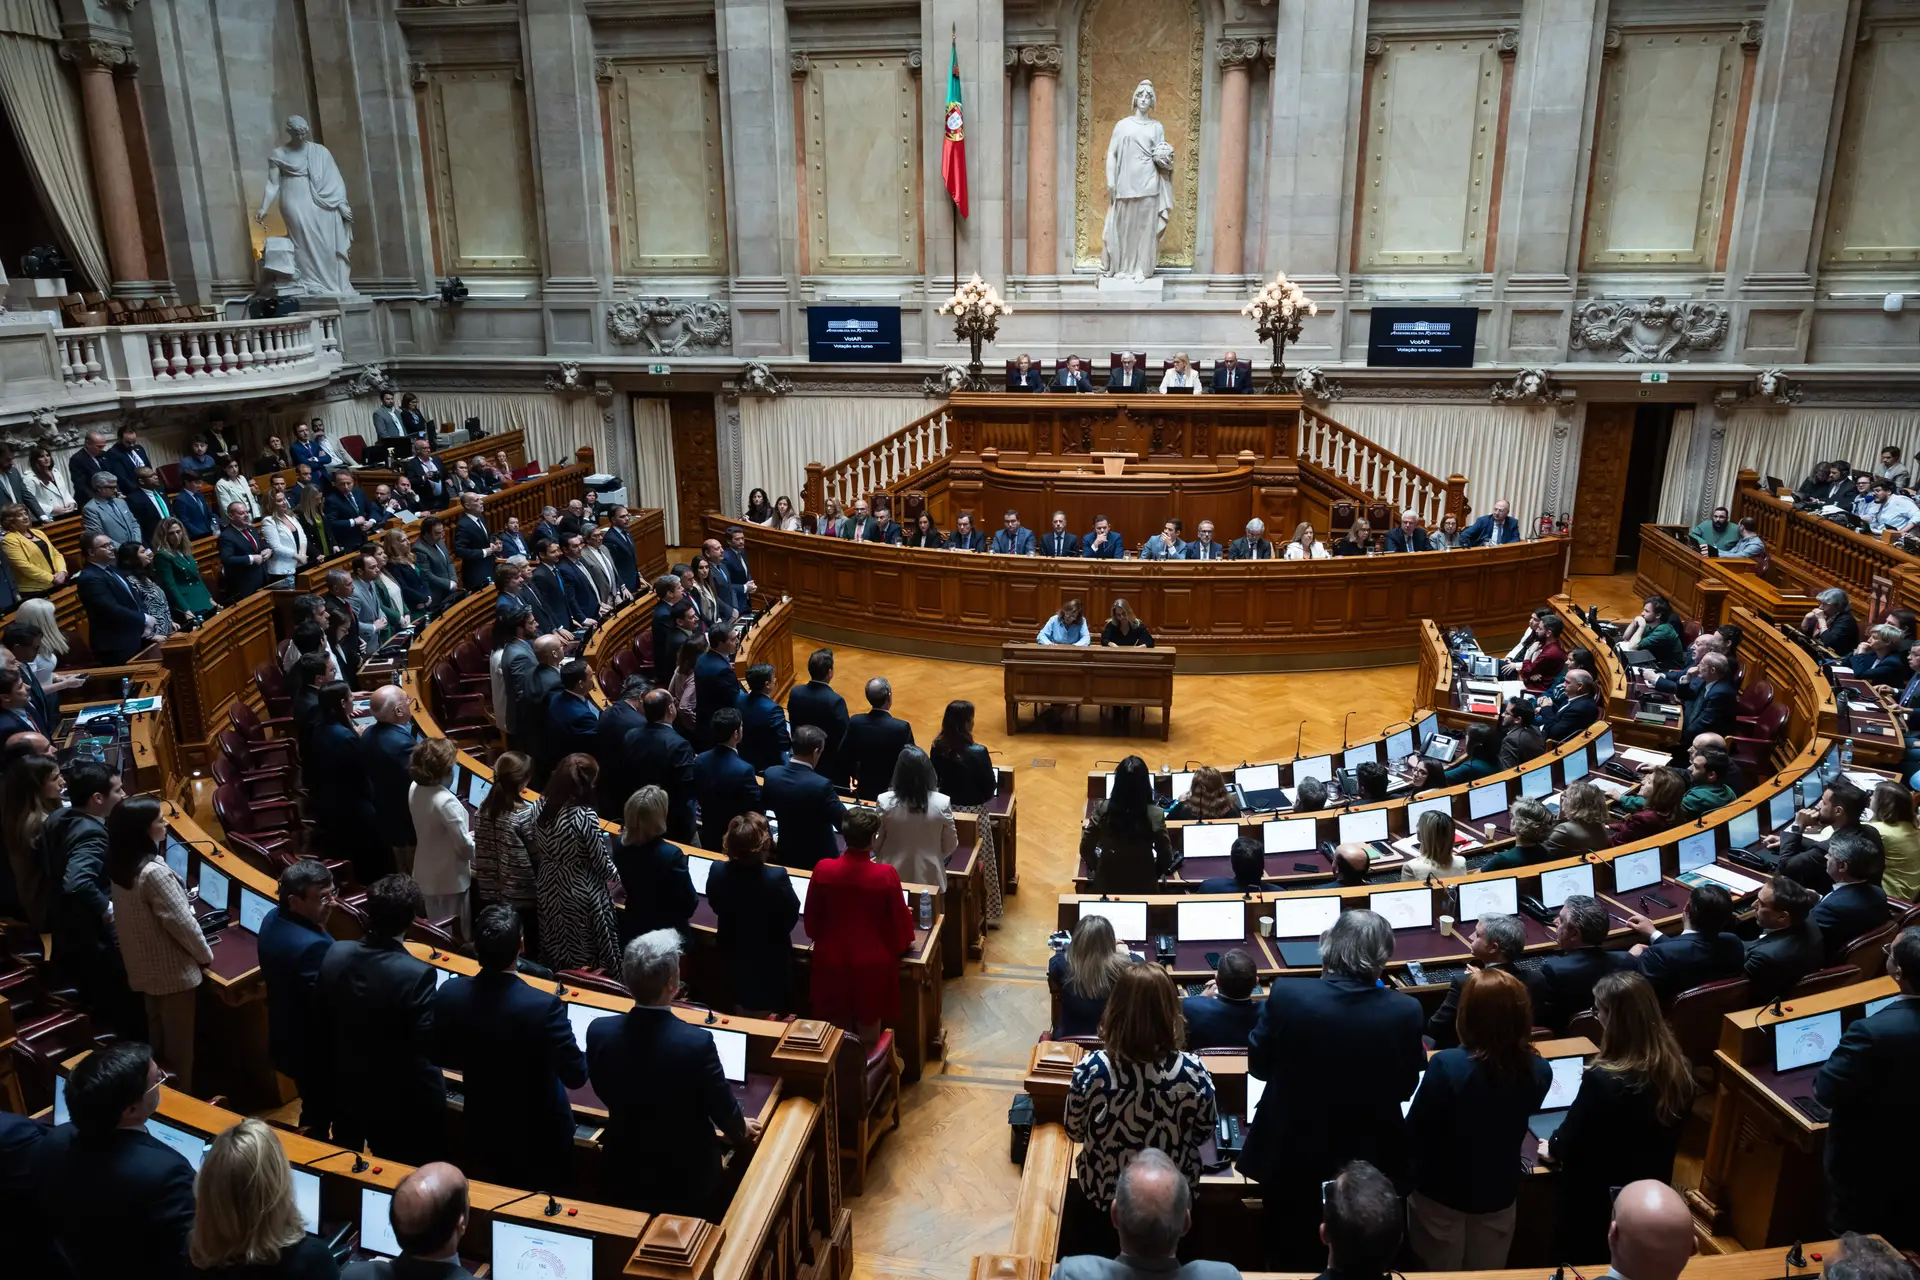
668,394,723,545
1570,405,1637,574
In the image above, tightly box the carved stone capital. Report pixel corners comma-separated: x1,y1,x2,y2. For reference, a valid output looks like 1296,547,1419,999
60,39,134,71
1005,47,1017,68
1602,27,1623,56
705,54,719,78
789,52,811,77
1217,38,1264,69
1495,28,1520,59
1261,38,1278,63
594,56,613,83
1364,34,1386,62
1740,20,1764,51
409,60,428,86
907,49,922,74
1021,45,1062,76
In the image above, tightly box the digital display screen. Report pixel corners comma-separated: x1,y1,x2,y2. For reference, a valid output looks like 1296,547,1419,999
360,1187,399,1257
292,1168,322,1235
1080,899,1148,942
1539,863,1595,909
1369,887,1434,930
1773,1010,1844,1074
1270,896,1342,938
1366,306,1479,368
1264,818,1318,853
1385,730,1415,761
567,1002,616,1052
146,1119,208,1172
1162,772,1191,801
452,764,470,799
164,836,190,882
1594,730,1614,763
468,775,492,809
1236,764,1280,793
1540,1055,1585,1110
196,863,231,914
1343,743,1380,769
788,874,809,911
1406,795,1455,829
1293,755,1333,784
435,967,454,989
1727,809,1760,849
1561,746,1588,782
494,1220,595,1279
1611,848,1663,893
238,886,274,934
707,1027,749,1083
1520,766,1553,799
1417,713,1439,744
1769,789,1799,832
688,856,713,896
1677,830,1717,874
1468,781,1507,821
806,305,902,362
53,1073,67,1125
1865,995,1903,1017
1246,1075,1266,1116
1176,900,1246,942
1456,877,1519,922
1338,808,1389,844
1181,823,1239,861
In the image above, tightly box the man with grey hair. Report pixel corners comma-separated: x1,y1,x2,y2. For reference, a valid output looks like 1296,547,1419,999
1424,912,1530,1049
1239,909,1423,1269
1657,648,1737,766
1815,927,1920,1246
1386,509,1434,554
80,472,140,549
67,429,112,507
1053,1148,1242,1280
585,930,760,1215
1823,1236,1920,1280
845,674,914,801
1229,517,1275,560
1531,895,1626,1034
1808,828,1891,963
1544,668,1601,739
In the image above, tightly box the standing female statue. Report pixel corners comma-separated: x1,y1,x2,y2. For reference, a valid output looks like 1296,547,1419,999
255,115,356,297
1100,81,1175,281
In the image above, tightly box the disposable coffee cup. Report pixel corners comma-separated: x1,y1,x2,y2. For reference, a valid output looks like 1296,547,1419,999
1257,916,1274,937
1437,914,1457,939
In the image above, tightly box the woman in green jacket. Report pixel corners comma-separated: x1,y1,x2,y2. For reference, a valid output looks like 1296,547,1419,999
150,517,216,623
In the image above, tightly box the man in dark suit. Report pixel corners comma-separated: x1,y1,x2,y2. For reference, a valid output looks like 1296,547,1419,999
991,509,1036,554
623,689,698,843
1385,512,1434,554
838,498,890,545
1808,829,1891,962
789,648,852,787
343,1163,478,1280
722,527,757,614
323,470,377,553
0,1106,50,1274
362,686,418,874
0,442,41,520
694,626,745,747
1767,776,1881,895
650,575,687,681
1623,882,1745,1003
1211,350,1252,393
258,859,338,1141
1081,515,1125,559
1813,925,1920,1245
526,539,576,638
104,424,151,490
947,512,988,552
657,599,700,690
127,467,176,541
1239,910,1424,1269
1181,947,1261,1049
499,517,529,560
318,874,446,1166
1457,499,1521,547
738,662,791,772
217,503,269,600
1038,510,1079,558
1532,896,1629,1033
1051,355,1092,392
5,621,64,732
1744,875,1825,1003
588,929,759,1216
1008,355,1045,391
557,533,607,627
1107,352,1148,391
173,476,217,539
74,531,150,664
1544,670,1602,739
434,905,587,1192
692,708,761,847
492,602,540,756
67,430,112,508
1658,651,1739,764
517,636,566,779
37,1041,195,1280
1196,837,1266,895
761,725,846,870
1424,913,1530,1049
452,493,499,591
845,676,915,801
545,659,601,774
1183,519,1226,560
605,506,642,595
595,675,650,816
1229,518,1277,560
400,437,449,508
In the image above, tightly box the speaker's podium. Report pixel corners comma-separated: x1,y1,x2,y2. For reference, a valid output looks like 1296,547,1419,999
1001,643,1175,738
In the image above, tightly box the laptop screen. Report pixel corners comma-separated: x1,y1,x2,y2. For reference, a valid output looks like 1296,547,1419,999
1270,895,1342,938
1263,818,1318,853
567,1002,616,1052
1368,887,1433,931
1520,766,1553,799
1337,808,1389,844
1456,877,1519,922
1773,1009,1844,1074
1676,830,1717,874
788,874,809,912
707,1026,749,1082
1246,1075,1266,1116
1169,772,1195,800
468,774,493,808
1865,995,1903,1018
1539,863,1595,909
195,863,232,915
494,1221,595,1278
1343,742,1381,769
1236,764,1280,793
1468,781,1507,821
688,856,713,895
1080,900,1148,942
1594,729,1615,763
1293,755,1334,784
1417,713,1439,744
1181,823,1239,861
1727,808,1760,849
1176,900,1245,942
1385,729,1415,762
146,1119,209,1172
1611,847,1663,893
1768,788,1799,832
360,1188,400,1258
237,886,274,934
1539,1055,1585,1111
1405,795,1454,829
292,1168,322,1235
164,835,190,882
1560,746,1588,782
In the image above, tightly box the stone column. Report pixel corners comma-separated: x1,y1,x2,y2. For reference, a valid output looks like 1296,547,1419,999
1212,39,1261,277
1261,0,1364,285
1493,0,1602,286
717,0,800,355
1021,45,1060,278
924,0,1006,286
62,39,149,293
523,0,613,294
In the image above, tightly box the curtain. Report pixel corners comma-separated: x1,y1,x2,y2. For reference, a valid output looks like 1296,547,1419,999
1715,408,1920,509
629,395,678,540
1325,403,1560,527
738,394,942,514
1657,409,1697,524
0,0,111,293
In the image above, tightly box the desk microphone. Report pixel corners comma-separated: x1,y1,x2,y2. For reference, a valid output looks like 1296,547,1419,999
1183,760,1205,771
351,1154,369,1173
1782,1241,1806,1280
1291,720,1307,760
1342,711,1358,749
545,1194,563,1218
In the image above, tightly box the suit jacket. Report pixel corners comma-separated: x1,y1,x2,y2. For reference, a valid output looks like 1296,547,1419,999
258,904,333,1081
0,464,42,520
1211,362,1253,393
990,527,1035,555
1814,995,1920,1239
499,529,528,559
1667,676,1739,749
362,721,419,849
1229,536,1277,560
846,518,902,546
1847,650,1906,687
452,513,495,589
371,405,405,441
173,488,215,539
75,563,147,663
1181,993,1261,1049
126,485,173,541
739,692,792,771
604,525,640,594
788,680,852,786
1081,529,1125,559
947,528,988,553
1008,367,1046,391
845,709,915,801
401,455,449,507
517,665,563,761
1052,370,1092,392
1459,514,1522,547
722,547,753,612
217,522,267,599
290,438,336,474
1038,529,1081,557
1545,695,1601,740
434,969,587,1186
1744,921,1825,1003
623,722,698,843
1054,1256,1243,1280
415,538,455,606
594,700,646,812
1532,947,1630,1033
1386,527,1435,553
349,576,391,650
556,558,601,623
762,760,847,870
67,448,111,507
496,637,537,736
82,495,140,547
324,488,375,551
38,1124,196,1280
1106,369,1149,392
525,564,572,636
587,1005,747,1214
693,649,744,743
1423,960,1526,1049
546,691,600,770
1809,881,1890,962
615,836,698,941
0,1109,49,1273
1239,975,1425,1186
1633,929,1746,1002
17,661,56,738
318,934,446,1165
692,745,761,846
1183,539,1226,561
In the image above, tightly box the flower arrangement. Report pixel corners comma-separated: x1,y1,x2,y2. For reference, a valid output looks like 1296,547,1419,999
1242,271,1318,385
938,273,1012,390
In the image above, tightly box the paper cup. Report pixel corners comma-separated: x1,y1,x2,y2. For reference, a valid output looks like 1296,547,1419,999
1257,916,1274,937
1437,914,1457,939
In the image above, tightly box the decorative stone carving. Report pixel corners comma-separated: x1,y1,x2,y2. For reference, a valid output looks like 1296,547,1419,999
1602,27,1623,55
6,408,83,452
789,52,811,77
1261,38,1277,62
255,116,357,298
1099,81,1175,281
545,360,588,394
1364,34,1387,61
1495,28,1520,58
1292,367,1343,404
594,57,613,82
906,50,922,73
705,55,719,77
1740,20,1764,51
346,364,395,396
1021,45,1063,75
1217,38,1263,68
409,60,428,86
921,365,970,397
59,39,134,70
735,363,793,396
1570,297,1730,363
1490,368,1567,406
399,0,511,6
1752,368,1802,405
606,298,732,354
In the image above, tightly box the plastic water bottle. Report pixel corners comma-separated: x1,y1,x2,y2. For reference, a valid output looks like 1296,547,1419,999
1840,738,1854,773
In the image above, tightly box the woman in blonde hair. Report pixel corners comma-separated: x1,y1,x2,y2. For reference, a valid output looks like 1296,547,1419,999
1158,351,1203,394
0,502,65,596
616,784,695,942
1332,517,1371,556
190,1116,338,1277
1403,808,1461,880
1284,521,1330,560
1101,598,1154,647
150,516,217,624
1047,911,1130,1039
12,596,83,691
408,736,473,932
1547,780,1611,860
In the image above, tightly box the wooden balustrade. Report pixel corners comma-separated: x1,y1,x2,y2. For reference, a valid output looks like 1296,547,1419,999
1415,620,1450,713
1733,472,1920,617
805,407,952,514
1299,406,1465,527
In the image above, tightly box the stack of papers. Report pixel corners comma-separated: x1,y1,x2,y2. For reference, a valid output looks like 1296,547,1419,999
1615,746,1673,769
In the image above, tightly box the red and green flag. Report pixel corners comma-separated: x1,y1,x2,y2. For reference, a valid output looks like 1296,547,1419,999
941,36,969,218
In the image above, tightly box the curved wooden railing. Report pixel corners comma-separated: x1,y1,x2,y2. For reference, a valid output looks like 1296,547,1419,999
804,405,952,514
1299,406,1465,528
1733,470,1920,619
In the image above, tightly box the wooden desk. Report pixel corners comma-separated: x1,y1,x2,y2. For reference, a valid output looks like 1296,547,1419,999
1734,472,1920,620
1002,642,1175,738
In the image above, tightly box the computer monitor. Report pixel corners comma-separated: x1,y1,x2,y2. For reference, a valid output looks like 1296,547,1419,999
1101,772,1116,797
1337,808,1389,845
468,774,492,808
1773,1009,1844,1073
451,763,470,800
1169,772,1195,800
1293,754,1333,784
292,1167,322,1235
195,863,232,915
687,856,713,896
1727,808,1760,850
1079,899,1148,942
567,1002,614,1052
435,967,453,989
163,836,190,882
1182,823,1239,861
1594,729,1615,763
788,874,810,912
1368,887,1433,931
1560,746,1588,783
1263,818,1318,854
1175,900,1246,942
1539,1055,1585,1111
1405,795,1454,830
1456,877,1519,922
1385,729,1415,761
1539,863,1595,909
1416,713,1439,744
1768,788,1799,832
1865,995,1902,1018
1246,1074,1266,1116
494,1220,596,1278
1235,764,1280,794
1269,895,1342,938
146,1119,209,1172
1468,781,1507,821
1611,847,1663,894
1676,830,1717,874
1343,742,1380,769
52,1073,66,1125
1519,766,1552,799
359,1187,400,1257
237,886,274,934
707,1026,749,1083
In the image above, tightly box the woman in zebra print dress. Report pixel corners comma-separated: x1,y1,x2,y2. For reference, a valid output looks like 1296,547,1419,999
532,753,622,974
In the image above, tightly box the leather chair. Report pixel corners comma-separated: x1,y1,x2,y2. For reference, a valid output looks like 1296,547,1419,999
900,492,927,525
554,969,631,999
430,661,494,747
1734,680,1777,729
1366,502,1392,535
1842,919,1901,979
1330,501,1357,535
836,1027,902,1195
1666,976,1754,1073
449,639,491,694
251,663,295,723
338,434,367,464
1564,1009,1603,1044
226,703,294,770
1786,964,1862,998
1730,702,1789,770
215,728,290,798
211,781,300,858
13,1009,103,1114
633,627,655,671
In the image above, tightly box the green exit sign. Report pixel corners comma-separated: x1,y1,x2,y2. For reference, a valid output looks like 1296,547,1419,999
648,363,672,375
1638,370,1668,384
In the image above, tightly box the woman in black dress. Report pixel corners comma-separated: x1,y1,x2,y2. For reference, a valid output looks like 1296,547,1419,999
614,785,696,943
704,812,801,1015
930,699,1001,925
1101,598,1154,646
903,512,945,548
398,392,435,448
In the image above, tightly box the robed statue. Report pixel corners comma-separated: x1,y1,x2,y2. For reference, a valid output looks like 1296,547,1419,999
255,115,357,297
1100,80,1175,281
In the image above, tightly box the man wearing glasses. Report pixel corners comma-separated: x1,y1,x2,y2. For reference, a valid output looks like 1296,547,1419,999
256,859,337,1142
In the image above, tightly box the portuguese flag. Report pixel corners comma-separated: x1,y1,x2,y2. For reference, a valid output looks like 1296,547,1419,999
941,35,969,218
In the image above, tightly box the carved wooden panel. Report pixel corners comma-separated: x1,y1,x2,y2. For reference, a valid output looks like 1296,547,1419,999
667,394,722,546
1570,406,1636,576
800,55,919,272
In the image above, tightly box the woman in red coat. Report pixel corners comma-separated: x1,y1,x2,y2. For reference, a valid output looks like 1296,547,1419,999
806,807,916,1040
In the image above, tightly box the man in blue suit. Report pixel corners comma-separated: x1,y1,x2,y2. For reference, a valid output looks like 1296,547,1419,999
595,675,650,816
1181,948,1262,1049
323,470,377,553
738,662,791,772
1037,510,1079,558
692,708,762,847
0,1106,50,1273
1458,498,1521,547
361,686,418,877
947,512,988,552
1543,669,1601,739
623,689,698,843
526,539,575,637
605,506,642,595
1658,651,1738,763
723,527,757,614
1622,881,1745,1003
990,509,1035,555
1238,910,1425,1269
587,930,758,1216
1808,830,1891,962
557,533,607,628
1184,520,1226,560
546,660,601,767
788,648,852,787
694,626,745,747
1532,896,1629,1033
173,476,216,539
1081,515,1125,559
434,904,587,1192
74,532,150,664
1384,511,1434,553
1211,350,1253,393
1051,355,1092,392
258,859,338,1139
103,425,152,492
761,725,846,870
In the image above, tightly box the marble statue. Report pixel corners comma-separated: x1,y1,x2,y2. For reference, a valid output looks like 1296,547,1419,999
1100,80,1174,281
254,116,356,298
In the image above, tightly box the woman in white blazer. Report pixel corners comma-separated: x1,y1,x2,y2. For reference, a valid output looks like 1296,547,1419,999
407,737,475,933
106,796,213,1090
260,490,308,583
1284,521,1330,559
1157,352,1204,393
873,746,958,893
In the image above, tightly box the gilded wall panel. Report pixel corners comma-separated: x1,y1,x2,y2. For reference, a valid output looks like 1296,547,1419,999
610,60,727,273
1582,31,1741,270
1072,0,1204,270
801,56,919,272
1355,39,1503,270
1822,23,1920,267
424,67,539,273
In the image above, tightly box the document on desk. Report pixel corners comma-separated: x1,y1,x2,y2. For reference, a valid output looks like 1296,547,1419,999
1685,863,1765,895
1615,746,1673,769
567,1001,618,1051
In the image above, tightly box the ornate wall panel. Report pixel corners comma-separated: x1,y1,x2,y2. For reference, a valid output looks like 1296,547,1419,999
422,66,540,274
1821,22,1920,267
1071,0,1204,270
1582,30,1743,270
607,59,727,273
1356,38,1504,270
800,55,919,272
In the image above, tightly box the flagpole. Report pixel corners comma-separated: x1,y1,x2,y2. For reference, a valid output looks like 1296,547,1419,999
952,24,960,297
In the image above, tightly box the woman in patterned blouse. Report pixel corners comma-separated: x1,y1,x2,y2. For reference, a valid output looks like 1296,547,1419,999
472,753,539,950
532,753,621,974
1062,961,1217,1256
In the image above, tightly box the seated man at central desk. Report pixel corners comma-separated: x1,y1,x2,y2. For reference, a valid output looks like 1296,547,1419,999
992,509,1035,555
1053,356,1092,392
1228,518,1275,560
1082,515,1125,559
1039,510,1081,557
1108,352,1148,392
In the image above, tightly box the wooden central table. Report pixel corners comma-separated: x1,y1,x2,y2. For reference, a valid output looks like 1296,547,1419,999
1001,642,1175,738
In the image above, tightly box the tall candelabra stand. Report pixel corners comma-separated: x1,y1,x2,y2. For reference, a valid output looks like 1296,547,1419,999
938,273,1012,391
1242,271,1317,393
